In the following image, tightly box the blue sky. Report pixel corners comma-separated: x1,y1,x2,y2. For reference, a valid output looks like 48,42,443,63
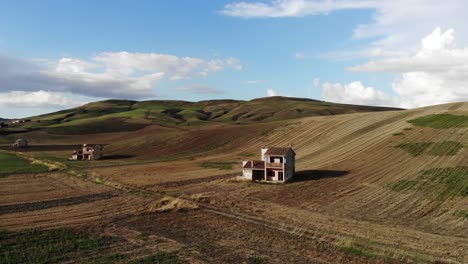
0,0,467,118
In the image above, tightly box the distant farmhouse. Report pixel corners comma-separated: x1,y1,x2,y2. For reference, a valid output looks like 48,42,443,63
13,138,28,148
242,147,296,183
70,144,104,161
12,119,31,124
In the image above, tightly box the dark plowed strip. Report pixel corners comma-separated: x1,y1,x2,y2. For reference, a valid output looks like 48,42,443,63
0,192,117,215
155,172,238,188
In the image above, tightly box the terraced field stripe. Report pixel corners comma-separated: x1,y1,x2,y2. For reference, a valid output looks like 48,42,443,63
0,192,117,215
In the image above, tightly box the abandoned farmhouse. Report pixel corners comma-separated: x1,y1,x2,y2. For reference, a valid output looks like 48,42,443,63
242,147,296,183
71,144,104,161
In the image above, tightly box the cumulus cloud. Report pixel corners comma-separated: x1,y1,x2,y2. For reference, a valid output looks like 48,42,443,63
343,28,468,108
322,81,397,107
0,90,82,108
0,52,242,102
176,85,224,94
267,89,280,96
350,28,467,73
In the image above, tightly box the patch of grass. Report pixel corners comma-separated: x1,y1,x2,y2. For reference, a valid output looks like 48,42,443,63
429,141,464,156
389,167,468,199
130,251,183,264
408,113,468,128
0,151,49,176
403,127,413,131
395,141,464,157
95,253,126,263
392,132,404,136
136,232,149,241
248,255,265,264
390,180,419,192
340,246,376,258
199,161,237,170
395,142,433,156
0,228,119,264
454,210,468,220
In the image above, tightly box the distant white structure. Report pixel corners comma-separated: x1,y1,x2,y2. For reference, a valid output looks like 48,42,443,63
241,147,296,183
70,144,104,161
13,138,28,148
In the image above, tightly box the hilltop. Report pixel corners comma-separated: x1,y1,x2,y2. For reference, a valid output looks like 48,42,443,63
5,96,400,134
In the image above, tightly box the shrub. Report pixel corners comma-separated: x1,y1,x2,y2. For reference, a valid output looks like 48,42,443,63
248,255,265,264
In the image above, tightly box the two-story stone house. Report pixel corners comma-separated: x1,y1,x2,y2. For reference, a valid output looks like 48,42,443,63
70,144,104,161
242,147,296,183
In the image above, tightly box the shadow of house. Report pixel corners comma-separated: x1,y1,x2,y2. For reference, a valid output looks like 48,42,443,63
100,155,135,160
290,170,350,183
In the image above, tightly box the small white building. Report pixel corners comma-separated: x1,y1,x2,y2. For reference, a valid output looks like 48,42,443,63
242,147,296,183
70,144,104,161
13,138,28,148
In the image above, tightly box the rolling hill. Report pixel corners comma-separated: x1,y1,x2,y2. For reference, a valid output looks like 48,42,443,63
0,100,466,263
6,96,400,134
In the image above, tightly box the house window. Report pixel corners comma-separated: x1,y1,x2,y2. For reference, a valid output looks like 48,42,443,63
270,157,283,163
278,172,284,181
267,170,275,177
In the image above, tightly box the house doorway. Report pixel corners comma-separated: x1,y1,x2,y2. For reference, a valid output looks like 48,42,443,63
252,170,265,181
278,172,284,181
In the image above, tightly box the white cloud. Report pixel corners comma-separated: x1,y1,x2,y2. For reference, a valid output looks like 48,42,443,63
246,80,261,84
222,0,468,52
0,90,82,108
351,1,467,50
349,28,466,73
267,89,280,96
313,77,320,88
320,48,409,61
221,0,375,18
92,52,241,81
345,28,468,108
322,81,397,107
294,52,306,59
176,85,224,94
0,52,241,101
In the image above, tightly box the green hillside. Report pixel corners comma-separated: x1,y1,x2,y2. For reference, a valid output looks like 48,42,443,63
7,96,401,134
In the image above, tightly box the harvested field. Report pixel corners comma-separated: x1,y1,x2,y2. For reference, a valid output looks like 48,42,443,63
1,101,467,263
0,173,152,231
119,210,402,264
